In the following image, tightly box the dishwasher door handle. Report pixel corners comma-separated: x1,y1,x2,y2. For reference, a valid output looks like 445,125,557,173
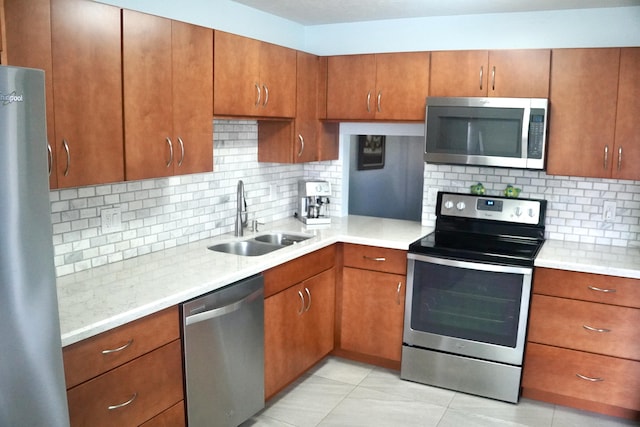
185,288,262,326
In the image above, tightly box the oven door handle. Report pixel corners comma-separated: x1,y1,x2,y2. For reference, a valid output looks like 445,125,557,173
407,253,533,275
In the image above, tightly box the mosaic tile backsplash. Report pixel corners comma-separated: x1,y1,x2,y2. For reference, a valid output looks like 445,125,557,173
50,120,639,277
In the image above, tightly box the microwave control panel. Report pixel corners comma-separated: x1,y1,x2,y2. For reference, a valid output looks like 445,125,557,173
439,193,543,225
527,109,546,159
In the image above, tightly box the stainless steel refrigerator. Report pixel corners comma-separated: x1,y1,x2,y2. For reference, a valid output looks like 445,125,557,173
0,65,70,426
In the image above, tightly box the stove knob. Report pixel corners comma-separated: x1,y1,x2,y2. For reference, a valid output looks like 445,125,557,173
456,201,466,211
515,207,523,217
444,200,454,209
528,208,535,218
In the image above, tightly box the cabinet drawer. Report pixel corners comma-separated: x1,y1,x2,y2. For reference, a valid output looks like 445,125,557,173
528,294,640,360
67,340,183,427
534,268,640,309
63,306,180,388
264,245,335,297
523,343,640,411
139,401,185,427
343,243,407,275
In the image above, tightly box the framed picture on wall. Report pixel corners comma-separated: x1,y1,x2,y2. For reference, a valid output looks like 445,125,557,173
357,135,386,170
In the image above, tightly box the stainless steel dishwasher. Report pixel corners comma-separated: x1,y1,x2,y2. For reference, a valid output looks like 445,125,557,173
181,274,264,427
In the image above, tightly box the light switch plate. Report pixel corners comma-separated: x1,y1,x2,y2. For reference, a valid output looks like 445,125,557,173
101,207,122,234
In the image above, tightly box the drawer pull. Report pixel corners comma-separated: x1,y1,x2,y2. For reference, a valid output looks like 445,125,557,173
583,324,611,333
587,285,616,293
576,373,604,382
107,392,137,410
363,256,386,262
101,339,133,355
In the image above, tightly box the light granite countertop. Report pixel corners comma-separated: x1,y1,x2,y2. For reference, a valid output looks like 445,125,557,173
535,239,640,279
57,215,640,347
56,215,432,347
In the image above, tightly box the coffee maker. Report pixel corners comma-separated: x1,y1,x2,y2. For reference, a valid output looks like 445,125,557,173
298,180,331,224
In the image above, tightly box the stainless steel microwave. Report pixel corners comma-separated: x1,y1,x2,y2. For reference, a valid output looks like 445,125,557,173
424,97,549,169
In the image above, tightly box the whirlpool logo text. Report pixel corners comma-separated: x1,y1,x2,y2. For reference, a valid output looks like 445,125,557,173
0,91,24,105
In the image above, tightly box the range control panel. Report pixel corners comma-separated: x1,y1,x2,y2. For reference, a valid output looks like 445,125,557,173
439,192,544,225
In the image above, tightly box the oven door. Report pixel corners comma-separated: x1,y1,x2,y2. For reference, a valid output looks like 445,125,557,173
404,253,532,365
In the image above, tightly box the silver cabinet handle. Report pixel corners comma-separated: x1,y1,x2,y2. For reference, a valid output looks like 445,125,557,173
479,66,484,91
587,285,616,293
107,392,137,410
297,134,304,157
377,91,382,113
47,143,53,177
617,146,623,171
177,137,185,167
304,287,311,312
583,324,611,333
491,66,496,91
101,339,133,354
62,139,70,176
576,373,604,382
396,282,402,305
263,84,269,107
165,137,173,168
297,290,305,315
363,256,386,262
366,90,371,113
255,83,261,106
603,145,609,169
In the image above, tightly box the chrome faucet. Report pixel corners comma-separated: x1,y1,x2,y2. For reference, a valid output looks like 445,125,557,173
235,180,248,236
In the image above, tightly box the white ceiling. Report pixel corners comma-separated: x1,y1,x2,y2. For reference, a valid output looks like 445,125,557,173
230,0,640,25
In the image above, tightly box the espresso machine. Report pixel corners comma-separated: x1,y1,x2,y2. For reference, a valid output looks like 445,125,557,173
298,180,331,225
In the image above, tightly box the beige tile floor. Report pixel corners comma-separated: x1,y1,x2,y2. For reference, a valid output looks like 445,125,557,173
242,357,639,427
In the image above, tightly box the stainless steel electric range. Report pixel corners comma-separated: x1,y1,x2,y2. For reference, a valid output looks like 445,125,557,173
401,191,547,403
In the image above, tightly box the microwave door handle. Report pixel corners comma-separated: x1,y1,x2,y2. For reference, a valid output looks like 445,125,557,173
478,130,484,155
522,106,531,159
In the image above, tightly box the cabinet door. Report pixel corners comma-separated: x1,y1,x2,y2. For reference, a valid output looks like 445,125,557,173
264,285,305,399
3,0,57,188
341,267,406,362
326,54,377,120
51,0,124,187
301,268,335,371
294,51,320,162
375,52,430,121
259,41,296,118
488,49,550,98
546,48,620,178
123,11,173,181
171,21,213,175
612,47,640,180
430,50,489,97
213,31,260,116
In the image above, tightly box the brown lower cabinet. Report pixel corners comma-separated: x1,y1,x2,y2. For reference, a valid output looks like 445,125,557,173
523,268,640,420
263,246,336,399
63,307,184,427
336,244,407,369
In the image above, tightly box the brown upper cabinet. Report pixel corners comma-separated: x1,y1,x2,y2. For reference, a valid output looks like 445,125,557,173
258,52,338,163
430,49,551,98
214,31,296,118
50,0,124,188
3,0,58,188
547,48,639,180
326,52,430,121
123,11,213,181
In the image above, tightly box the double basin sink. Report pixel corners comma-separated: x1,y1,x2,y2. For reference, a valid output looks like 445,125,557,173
208,232,313,256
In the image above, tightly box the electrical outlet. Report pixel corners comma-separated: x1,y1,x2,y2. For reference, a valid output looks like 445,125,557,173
602,201,617,222
101,207,122,234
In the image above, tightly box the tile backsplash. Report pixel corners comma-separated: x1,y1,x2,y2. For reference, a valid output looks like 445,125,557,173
50,120,639,277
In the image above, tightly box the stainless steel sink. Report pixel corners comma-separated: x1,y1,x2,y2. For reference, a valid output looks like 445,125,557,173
207,240,284,256
207,232,313,256
252,232,312,246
